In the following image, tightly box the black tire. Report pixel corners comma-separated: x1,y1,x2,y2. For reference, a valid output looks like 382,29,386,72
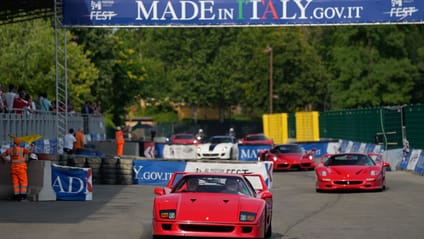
265,221,272,238
229,149,233,160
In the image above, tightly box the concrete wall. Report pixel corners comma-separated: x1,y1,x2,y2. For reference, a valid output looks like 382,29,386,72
0,160,56,201
89,140,142,157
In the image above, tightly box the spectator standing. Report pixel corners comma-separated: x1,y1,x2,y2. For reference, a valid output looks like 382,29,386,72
81,101,94,114
1,138,34,201
12,90,29,114
115,126,125,157
74,128,85,153
81,101,93,133
195,129,205,143
39,92,51,112
63,128,76,154
0,83,5,112
228,127,236,137
4,84,17,112
25,94,36,114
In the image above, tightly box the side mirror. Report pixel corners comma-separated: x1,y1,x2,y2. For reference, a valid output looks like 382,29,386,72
154,187,165,196
260,191,273,200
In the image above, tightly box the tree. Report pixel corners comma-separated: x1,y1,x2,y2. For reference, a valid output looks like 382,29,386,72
327,26,418,109
71,28,115,112
0,19,98,109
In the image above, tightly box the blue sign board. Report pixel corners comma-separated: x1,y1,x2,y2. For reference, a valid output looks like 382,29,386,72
63,0,424,27
52,166,91,201
133,160,187,185
238,144,272,161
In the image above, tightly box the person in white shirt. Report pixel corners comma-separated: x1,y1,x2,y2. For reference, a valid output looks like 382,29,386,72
0,84,5,112
4,84,17,112
63,128,77,154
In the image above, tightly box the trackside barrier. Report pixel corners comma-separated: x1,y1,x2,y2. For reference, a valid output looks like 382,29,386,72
263,113,289,144
52,164,93,201
132,159,274,188
162,144,197,159
2,139,419,201
298,141,341,159
161,144,274,161
0,161,13,199
238,144,272,161
0,160,56,201
28,160,57,201
400,149,424,175
0,134,107,155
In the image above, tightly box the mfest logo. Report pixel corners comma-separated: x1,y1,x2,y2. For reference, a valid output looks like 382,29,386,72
90,0,118,20
387,0,419,20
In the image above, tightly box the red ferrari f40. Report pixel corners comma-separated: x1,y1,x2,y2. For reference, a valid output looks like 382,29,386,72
152,172,273,238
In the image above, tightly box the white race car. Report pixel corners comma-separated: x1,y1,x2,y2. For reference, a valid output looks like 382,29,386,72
196,135,239,160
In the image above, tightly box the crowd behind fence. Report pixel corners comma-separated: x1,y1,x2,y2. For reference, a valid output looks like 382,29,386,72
0,110,105,146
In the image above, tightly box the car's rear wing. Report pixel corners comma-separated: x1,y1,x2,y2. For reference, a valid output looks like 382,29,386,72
243,173,268,191
166,172,187,188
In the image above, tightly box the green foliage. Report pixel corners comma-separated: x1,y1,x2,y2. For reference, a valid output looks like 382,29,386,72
0,19,98,109
2,21,423,125
327,26,419,109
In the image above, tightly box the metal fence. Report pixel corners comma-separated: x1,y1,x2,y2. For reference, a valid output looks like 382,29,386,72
403,104,424,150
153,104,424,150
0,111,105,145
318,106,411,150
4,104,421,151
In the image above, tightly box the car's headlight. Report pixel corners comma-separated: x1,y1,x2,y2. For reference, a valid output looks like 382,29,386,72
240,212,256,222
370,170,380,176
160,210,176,219
308,155,313,160
272,156,277,161
319,170,328,176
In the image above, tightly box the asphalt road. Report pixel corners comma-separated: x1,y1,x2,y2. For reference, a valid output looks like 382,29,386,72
0,170,423,239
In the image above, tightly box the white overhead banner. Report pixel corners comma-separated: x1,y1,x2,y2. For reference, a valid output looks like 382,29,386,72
63,0,424,27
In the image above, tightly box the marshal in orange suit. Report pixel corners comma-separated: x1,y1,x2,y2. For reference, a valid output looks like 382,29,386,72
1,138,34,201
115,126,125,157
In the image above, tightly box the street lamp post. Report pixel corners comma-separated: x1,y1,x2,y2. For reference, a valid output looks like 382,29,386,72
265,46,273,114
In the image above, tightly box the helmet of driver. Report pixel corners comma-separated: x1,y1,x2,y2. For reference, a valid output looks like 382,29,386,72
29,153,38,160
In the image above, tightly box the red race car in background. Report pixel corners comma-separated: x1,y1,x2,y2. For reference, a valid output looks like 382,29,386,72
152,172,273,239
168,133,199,145
315,152,386,192
238,133,274,145
258,144,316,171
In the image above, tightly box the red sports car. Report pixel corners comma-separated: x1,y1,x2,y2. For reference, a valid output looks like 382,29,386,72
368,153,392,171
315,153,386,192
258,144,316,171
152,172,273,239
238,133,274,145
169,133,199,145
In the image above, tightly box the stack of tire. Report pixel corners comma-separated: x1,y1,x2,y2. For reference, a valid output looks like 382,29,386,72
57,155,102,184
53,155,133,185
85,157,102,184
57,154,70,166
100,157,119,184
116,158,133,185
99,157,134,185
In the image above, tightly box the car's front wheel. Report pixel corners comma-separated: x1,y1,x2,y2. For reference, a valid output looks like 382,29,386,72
265,221,272,238
229,149,233,160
